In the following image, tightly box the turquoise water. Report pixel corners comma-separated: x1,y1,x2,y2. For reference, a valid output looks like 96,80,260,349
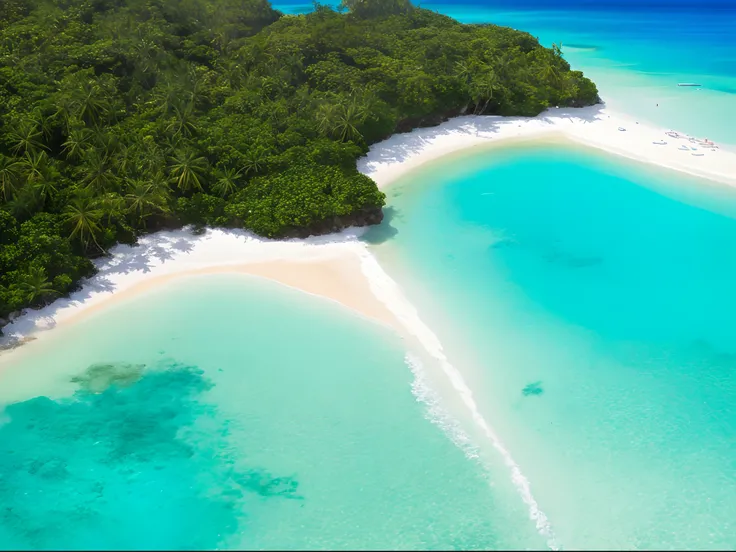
0,274,542,550
366,141,736,549
273,0,736,145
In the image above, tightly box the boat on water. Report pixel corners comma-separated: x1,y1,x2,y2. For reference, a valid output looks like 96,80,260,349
678,83,702,87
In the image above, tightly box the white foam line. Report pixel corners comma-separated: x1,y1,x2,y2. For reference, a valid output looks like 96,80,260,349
405,352,481,461
357,249,560,550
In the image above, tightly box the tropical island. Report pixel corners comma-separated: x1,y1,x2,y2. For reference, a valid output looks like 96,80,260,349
0,0,599,326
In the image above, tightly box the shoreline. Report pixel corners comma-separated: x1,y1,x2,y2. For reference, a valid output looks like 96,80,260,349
358,105,736,189
3,104,735,352
3,103,728,551
49,257,401,333
0,228,401,356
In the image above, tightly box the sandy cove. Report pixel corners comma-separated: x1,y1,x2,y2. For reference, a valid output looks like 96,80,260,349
2,104,735,352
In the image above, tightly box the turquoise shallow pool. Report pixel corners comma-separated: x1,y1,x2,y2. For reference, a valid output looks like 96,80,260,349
0,274,541,550
366,141,736,549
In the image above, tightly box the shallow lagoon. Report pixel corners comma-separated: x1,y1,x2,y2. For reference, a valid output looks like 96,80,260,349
369,141,736,549
0,274,541,550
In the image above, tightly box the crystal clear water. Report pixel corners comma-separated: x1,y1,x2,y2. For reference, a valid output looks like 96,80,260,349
0,274,543,550
365,140,736,549
3,2,735,549
273,0,736,145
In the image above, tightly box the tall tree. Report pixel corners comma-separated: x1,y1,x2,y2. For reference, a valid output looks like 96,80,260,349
0,155,21,201
63,196,104,252
17,266,56,305
212,167,242,198
168,150,208,193
8,120,46,155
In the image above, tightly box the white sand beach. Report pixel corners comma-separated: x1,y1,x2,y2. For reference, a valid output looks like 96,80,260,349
2,104,735,353
359,105,736,189
0,228,405,353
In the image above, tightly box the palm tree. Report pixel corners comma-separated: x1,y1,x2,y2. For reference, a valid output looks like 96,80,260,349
334,101,366,142
168,150,207,193
62,127,94,161
9,120,46,155
165,103,198,138
93,129,119,157
20,151,57,207
17,266,56,305
125,180,168,225
212,167,242,198
0,155,21,200
113,143,134,175
20,150,48,184
133,142,166,177
471,68,500,114
96,192,125,226
63,195,104,252
73,79,110,127
316,100,365,142
148,171,172,205
242,147,270,176
152,81,179,116
541,62,561,85
316,102,339,137
82,151,116,193
552,42,564,60
356,88,381,118
54,97,77,131
453,60,474,85
37,114,55,143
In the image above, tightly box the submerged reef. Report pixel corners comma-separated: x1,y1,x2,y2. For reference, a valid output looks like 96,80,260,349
0,360,300,550
522,381,544,397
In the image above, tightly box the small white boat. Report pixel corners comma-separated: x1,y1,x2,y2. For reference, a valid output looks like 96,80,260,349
678,83,702,87
692,153,705,156
652,140,667,145
618,127,626,131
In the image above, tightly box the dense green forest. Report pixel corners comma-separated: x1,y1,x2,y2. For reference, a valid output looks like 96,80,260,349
0,0,599,326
